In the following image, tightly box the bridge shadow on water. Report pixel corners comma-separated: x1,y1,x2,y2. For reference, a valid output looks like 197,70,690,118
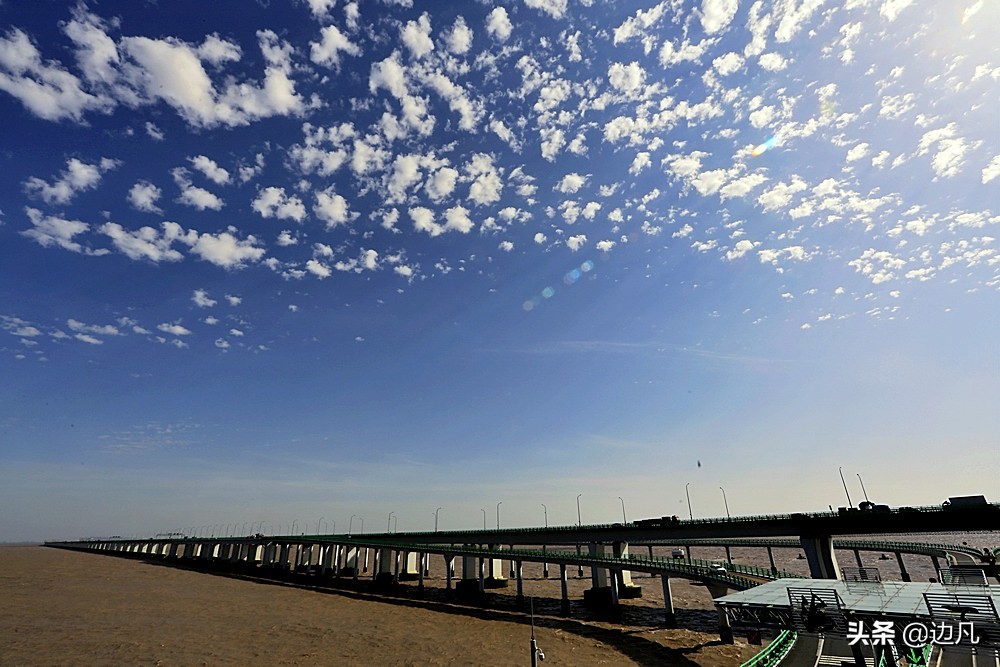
140,557,720,666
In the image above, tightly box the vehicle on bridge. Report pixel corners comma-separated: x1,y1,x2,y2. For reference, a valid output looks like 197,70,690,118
634,515,682,528
943,494,988,508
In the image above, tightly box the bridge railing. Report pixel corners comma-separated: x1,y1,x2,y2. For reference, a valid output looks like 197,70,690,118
740,630,797,667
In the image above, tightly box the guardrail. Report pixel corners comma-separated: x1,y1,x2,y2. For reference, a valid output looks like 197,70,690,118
740,630,797,667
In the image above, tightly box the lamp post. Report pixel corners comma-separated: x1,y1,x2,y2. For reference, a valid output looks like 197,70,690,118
387,512,394,533
434,507,442,532
857,473,870,503
575,494,584,577
481,508,487,530
496,501,502,530
618,496,627,524
541,504,548,527
392,515,397,533
685,483,693,520
317,516,324,534
358,517,364,534
719,487,730,519
349,514,356,534
839,466,854,507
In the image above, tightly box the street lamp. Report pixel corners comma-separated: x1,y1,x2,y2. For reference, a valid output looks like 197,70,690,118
541,503,548,527
349,514,356,534
317,516,325,534
618,496,627,524
839,466,854,507
392,515,398,533
496,501,502,530
719,487,730,519
685,483,693,520
576,494,583,526
481,508,487,530
387,512,394,533
857,473,871,503
358,517,364,534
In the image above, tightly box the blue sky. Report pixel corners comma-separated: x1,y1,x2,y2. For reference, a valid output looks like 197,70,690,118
1,0,997,542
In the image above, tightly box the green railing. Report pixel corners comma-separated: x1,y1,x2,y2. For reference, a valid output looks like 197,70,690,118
740,630,797,667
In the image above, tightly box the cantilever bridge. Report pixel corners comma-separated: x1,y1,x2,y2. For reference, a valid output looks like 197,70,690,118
48,503,1000,666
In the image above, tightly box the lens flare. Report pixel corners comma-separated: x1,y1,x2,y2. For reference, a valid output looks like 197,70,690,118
752,136,779,156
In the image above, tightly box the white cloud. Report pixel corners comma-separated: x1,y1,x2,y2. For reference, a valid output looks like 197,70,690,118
314,188,352,228
566,234,587,251
306,259,332,278
23,157,119,205
499,240,514,252
524,0,568,19
172,168,224,210
426,166,459,201
758,53,787,71
99,221,189,262
608,62,646,95
701,0,739,34
0,28,112,122
486,7,513,42
252,186,306,222
446,17,474,54
192,289,216,308
982,155,1000,184
145,122,165,141
128,181,162,213
402,14,434,59
846,143,870,162
757,177,808,212
443,205,475,234
726,239,756,260
189,155,230,185
158,322,192,336
310,24,361,69
187,228,266,268
555,173,587,194
22,208,99,254
713,52,743,76
630,152,652,175
465,153,502,205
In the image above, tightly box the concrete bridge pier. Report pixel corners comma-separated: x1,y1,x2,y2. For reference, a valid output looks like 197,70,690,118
800,535,841,579
931,555,941,576
418,554,425,592
168,542,179,559
485,545,507,588
724,546,733,564
444,555,453,590
515,560,524,606
707,581,735,644
542,545,548,578
399,552,420,580
278,543,290,571
854,548,864,568
660,575,676,626
895,552,911,582
612,542,641,598
766,546,777,574
455,551,481,596
560,563,570,616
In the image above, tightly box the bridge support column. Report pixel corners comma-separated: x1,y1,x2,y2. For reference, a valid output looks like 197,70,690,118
707,582,734,644
766,546,777,574
895,552,911,582
445,555,453,590
613,542,641,598
456,551,481,596
515,560,524,606
854,549,863,568
560,563,570,616
661,575,676,626
725,546,733,564
418,554,425,592
799,535,841,579
542,545,548,578
400,552,419,580
485,545,507,588
931,555,941,577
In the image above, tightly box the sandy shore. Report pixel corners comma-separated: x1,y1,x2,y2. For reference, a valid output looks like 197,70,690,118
3,533,995,665
0,545,756,666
